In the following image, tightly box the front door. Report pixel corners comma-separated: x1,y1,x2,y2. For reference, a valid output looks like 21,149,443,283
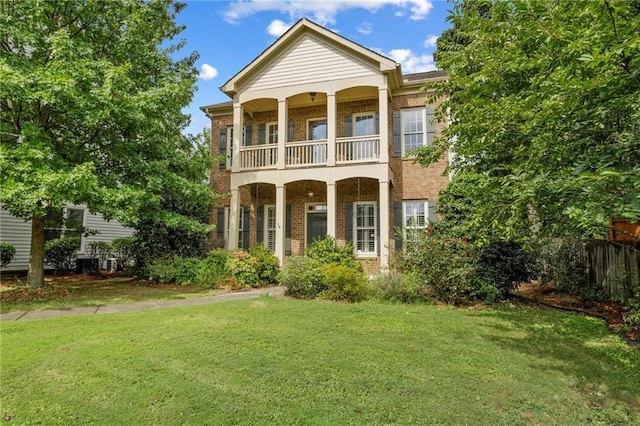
306,204,327,246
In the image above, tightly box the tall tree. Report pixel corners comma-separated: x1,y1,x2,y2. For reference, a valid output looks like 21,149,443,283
0,0,213,287
419,0,640,240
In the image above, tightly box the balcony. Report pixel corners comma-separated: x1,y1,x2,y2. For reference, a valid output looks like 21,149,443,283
236,135,381,171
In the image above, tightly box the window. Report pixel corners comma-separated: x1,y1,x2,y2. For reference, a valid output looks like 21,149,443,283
44,207,85,249
226,127,233,169
265,205,276,251
354,202,377,256
308,119,327,140
354,113,376,137
403,200,428,241
266,122,278,144
401,108,435,156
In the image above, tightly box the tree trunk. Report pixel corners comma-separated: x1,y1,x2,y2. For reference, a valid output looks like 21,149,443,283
27,215,46,288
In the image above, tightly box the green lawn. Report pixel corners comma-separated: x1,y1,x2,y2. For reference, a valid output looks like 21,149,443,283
1,298,639,425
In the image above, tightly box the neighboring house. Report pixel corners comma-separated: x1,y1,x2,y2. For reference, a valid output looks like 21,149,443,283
201,19,449,274
0,203,134,271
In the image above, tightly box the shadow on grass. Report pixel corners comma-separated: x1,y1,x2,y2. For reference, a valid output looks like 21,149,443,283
479,304,640,412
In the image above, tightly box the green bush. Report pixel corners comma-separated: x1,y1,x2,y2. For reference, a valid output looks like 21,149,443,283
226,251,260,288
111,237,136,271
281,256,326,299
248,244,280,284
321,263,369,302
88,241,111,272
0,241,16,268
147,257,204,285
44,238,80,274
306,236,362,272
623,294,640,330
536,239,599,300
475,241,533,300
370,272,426,303
196,249,231,288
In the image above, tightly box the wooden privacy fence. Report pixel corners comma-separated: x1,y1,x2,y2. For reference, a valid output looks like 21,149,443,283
583,240,640,302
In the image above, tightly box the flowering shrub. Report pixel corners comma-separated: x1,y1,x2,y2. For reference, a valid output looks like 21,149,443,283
225,251,260,287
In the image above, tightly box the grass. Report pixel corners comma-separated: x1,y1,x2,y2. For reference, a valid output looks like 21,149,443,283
0,275,218,314
1,298,639,425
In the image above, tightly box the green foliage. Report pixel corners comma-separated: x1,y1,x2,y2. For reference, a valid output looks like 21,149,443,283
248,244,280,284
87,241,111,272
423,0,640,239
225,251,260,288
370,272,428,304
306,236,362,272
196,249,231,288
536,239,602,301
147,257,203,285
320,264,369,303
0,0,216,287
0,241,16,268
44,238,80,274
623,295,640,330
110,237,136,271
281,256,326,299
475,241,533,299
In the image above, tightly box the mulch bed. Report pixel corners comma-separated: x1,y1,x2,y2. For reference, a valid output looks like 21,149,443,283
514,282,639,347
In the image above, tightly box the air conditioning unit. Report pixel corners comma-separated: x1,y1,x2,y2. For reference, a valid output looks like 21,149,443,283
105,258,118,272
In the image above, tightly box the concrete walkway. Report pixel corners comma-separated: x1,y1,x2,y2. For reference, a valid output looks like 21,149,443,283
0,286,286,322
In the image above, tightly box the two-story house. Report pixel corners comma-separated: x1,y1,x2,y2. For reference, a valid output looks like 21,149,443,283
201,19,449,274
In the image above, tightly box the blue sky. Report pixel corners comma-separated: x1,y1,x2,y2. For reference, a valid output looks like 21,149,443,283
175,1,453,135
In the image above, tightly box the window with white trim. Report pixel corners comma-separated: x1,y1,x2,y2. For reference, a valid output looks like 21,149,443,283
226,127,233,169
401,107,435,156
44,207,85,250
403,200,428,241
265,205,276,252
266,122,278,144
354,202,377,256
308,118,327,140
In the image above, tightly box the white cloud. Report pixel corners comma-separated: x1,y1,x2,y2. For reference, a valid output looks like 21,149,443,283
199,63,218,81
387,48,436,73
423,34,438,48
267,19,293,37
357,21,372,35
223,1,434,25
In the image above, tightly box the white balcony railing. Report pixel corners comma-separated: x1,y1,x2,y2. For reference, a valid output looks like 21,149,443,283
286,139,327,167
239,145,278,170
236,136,380,171
336,136,380,164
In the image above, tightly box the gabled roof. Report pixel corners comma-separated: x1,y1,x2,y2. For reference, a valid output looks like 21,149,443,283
220,18,402,98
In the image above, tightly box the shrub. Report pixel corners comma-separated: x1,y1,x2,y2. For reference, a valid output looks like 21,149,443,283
321,263,369,302
248,244,280,284
623,294,640,330
44,238,80,274
0,241,16,268
147,257,182,284
475,241,533,300
536,239,599,300
88,241,111,272
175,257,204,285
306,236,362,272
111,237,136,271
225,251,260,288
280,256,326,299
369,272,426,303
196,249,231,288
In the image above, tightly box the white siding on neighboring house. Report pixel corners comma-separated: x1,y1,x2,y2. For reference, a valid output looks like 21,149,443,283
0,204,134,271
0,206,32,272
245,34,378,92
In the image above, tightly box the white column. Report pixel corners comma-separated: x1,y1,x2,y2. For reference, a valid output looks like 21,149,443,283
379,179,390,271
326,182,336,238
378,86,389,163
327,92,336,166
232,103,244,172
277,98,287,169
275,184,286,266
228,187,240,250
